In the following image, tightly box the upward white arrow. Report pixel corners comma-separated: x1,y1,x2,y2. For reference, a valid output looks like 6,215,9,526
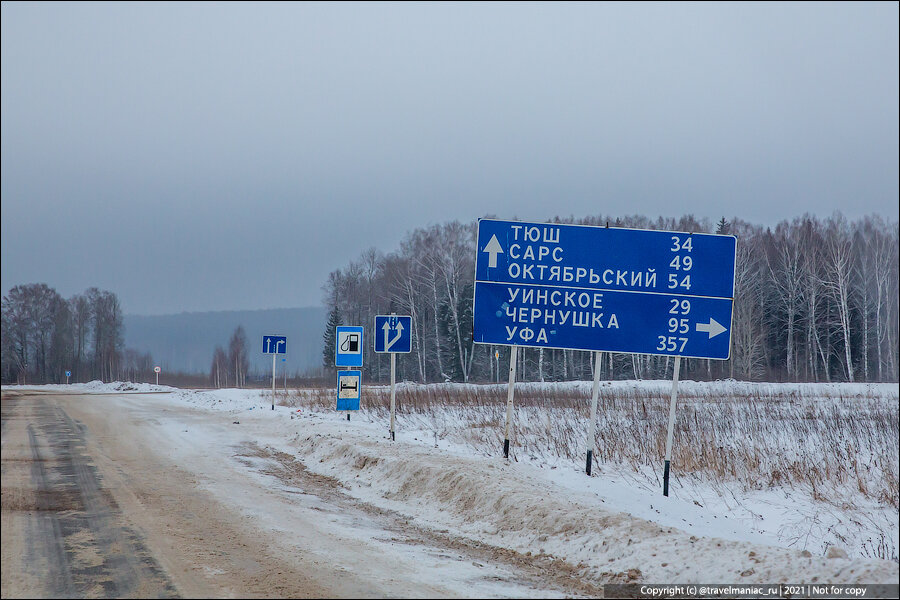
696,318,727,339
382,320,404,351
483,235,504,268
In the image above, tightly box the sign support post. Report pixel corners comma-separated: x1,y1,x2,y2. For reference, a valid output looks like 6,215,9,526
663,356,681,496
503,345,518,459
263,335,287,410
389,351,396,441
585,351,603,475
472,218,736,482
374,314,411,441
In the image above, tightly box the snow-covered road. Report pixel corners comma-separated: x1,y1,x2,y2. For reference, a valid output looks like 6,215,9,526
3,383,897,598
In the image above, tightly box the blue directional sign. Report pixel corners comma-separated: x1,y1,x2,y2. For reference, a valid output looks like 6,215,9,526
263,335,287,354
473,219,736,360
374,315,412,353
335,326,364,367
337,370,361,410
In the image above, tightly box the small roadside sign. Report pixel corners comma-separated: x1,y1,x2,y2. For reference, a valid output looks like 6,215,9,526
374,315,412,353
263,335,287,354
337,370,361,410
335,326,364,367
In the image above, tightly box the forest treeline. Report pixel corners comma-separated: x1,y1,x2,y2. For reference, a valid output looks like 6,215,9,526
322,213,899,384
208,325,250,389
1,285,152,384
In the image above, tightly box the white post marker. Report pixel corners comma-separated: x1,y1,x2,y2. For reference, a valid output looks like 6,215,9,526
154,366,161,385
585,351,603,475
663,356,681,496
503,345,518,459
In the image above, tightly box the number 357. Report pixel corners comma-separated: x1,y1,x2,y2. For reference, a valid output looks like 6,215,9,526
657,336,688,352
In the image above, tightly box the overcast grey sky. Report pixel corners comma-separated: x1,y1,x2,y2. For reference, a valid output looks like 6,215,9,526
2,1,898,315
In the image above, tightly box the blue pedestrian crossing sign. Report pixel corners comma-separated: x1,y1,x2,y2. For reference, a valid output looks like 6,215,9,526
473,219,736,360
262,335,287,354
336,370,361,410
335,326,364,367
65,370,71,377
374,315,412,353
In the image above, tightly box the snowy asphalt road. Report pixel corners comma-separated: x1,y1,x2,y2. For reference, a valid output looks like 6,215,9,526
0,390,594,598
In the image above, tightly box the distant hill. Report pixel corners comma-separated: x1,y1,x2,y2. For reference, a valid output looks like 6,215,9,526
123,307,327,376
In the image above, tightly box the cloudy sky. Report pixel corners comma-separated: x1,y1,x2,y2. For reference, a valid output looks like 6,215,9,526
2,2,897,315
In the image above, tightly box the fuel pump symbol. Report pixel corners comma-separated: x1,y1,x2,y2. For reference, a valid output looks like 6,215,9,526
340,333,360,353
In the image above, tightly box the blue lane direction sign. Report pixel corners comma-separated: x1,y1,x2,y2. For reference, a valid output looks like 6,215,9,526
337,370,361,410
374,315,412,353
473,219,736,360
263,335,287,354
335,326,364,367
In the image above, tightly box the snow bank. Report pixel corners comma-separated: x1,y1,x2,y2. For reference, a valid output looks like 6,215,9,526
286,416,898,584
160,383,898,584
3,380,179,393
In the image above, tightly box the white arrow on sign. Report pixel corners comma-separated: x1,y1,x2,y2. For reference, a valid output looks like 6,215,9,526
382,320,404,351
696,318,727,339
483,235,504,268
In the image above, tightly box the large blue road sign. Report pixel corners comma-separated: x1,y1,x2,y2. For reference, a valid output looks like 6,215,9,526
337,370,361,410
374,315,412,353
473,219,736,360
335,326,364,367
263,335,287,354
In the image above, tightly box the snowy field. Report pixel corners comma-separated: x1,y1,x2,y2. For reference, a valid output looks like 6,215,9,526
7,379,899,586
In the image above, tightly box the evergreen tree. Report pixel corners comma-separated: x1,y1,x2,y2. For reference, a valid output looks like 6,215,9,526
716,217,730,235
322,305,341,374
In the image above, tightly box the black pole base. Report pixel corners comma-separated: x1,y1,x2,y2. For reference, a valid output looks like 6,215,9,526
391,430,395,441
503,438,510,458
663,460,671,496
586,449,593,476
347,413,350,421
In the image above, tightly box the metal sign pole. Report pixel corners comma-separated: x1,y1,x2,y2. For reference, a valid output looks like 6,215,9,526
272,353,276,410
389,352,396,441
663,355,681,496
585,351,603,475
503,345,518,459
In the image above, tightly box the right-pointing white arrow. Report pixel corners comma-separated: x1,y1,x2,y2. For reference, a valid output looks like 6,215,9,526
483,234,504,268
696,318,727,339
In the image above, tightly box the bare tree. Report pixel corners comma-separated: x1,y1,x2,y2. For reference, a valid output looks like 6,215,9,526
823,215,856,381
228,326,249,388
210,345,228,388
